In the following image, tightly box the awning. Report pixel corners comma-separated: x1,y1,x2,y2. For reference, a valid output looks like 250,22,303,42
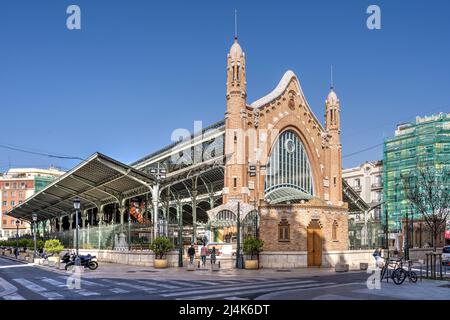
6,153,156,222
264,187,313,204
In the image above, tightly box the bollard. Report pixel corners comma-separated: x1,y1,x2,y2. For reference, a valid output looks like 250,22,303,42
198,260,200,269
218,261,221,268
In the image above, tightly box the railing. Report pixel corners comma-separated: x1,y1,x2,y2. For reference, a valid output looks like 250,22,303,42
371,182,383,189
49,223,154,251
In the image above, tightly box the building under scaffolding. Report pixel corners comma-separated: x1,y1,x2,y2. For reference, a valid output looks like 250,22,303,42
383,112,450,249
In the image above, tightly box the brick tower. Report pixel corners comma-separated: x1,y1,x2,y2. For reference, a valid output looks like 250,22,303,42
325,86,343,205
223,36,249,203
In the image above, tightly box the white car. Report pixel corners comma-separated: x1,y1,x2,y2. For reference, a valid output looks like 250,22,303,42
442,246,450,266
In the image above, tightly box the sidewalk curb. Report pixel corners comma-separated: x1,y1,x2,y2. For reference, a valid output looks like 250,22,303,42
0,255,28,265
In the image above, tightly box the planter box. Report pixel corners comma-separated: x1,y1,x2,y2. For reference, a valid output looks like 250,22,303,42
48,256,60,267
244,260,259,270
360,263,369,270
335,263,349,272
154,259,168,269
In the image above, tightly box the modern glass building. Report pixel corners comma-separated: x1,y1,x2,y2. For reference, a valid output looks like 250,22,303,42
383,113,450,238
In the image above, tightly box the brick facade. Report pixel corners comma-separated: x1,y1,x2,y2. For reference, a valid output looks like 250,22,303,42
211,37,349,266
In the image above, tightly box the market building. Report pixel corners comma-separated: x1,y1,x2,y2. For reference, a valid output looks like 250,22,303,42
6,37,357,268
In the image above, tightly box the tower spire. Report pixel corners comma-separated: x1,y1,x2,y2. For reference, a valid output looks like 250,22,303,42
234,9,238,40
330,64,334,90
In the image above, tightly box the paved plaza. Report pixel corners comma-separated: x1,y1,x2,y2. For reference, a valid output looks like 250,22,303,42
1,256,448,300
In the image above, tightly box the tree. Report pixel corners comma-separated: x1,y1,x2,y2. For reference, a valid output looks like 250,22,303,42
402,165,449,252
243,236,264,260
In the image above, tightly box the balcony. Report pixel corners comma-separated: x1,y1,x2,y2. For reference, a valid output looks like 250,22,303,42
371,182,383,189
352,185,362,192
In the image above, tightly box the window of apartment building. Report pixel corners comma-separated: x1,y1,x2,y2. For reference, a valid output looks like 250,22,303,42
10,201,15,206
10,190,15,197
278,218,290,242
4,183,9,189
18,191,25,199
377,192,383,202
20,182,26,189
2,201,6,206
354,178,361,187
2,191,6,198
12,183,17,189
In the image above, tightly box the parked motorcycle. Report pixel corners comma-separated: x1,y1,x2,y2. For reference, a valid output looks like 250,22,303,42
64,252,98,271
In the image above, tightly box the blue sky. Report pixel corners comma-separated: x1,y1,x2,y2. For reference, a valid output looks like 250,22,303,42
1,0,449,172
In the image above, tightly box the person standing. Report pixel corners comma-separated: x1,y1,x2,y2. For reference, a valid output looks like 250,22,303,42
187,244,196,265
373,247,382,267
210,246,217,265
200,243,208,267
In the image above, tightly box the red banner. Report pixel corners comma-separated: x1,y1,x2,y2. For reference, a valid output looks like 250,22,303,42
445,230,450,240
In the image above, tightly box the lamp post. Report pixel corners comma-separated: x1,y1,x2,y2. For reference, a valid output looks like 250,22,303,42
32,213,38,259
73,197,81,266
15,220,20,258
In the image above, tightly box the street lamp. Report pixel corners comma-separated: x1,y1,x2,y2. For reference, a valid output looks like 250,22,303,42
15,220,20,258
32,213,38,259
73,197,81,266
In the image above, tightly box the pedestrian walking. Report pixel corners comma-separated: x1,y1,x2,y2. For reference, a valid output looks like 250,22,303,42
187,244,196,265
210,246,217,265
200,243,208,267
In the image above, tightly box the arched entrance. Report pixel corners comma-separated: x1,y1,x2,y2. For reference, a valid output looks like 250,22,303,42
307,220,323,267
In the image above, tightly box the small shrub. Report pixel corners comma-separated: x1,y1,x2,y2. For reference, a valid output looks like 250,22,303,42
149,237,173,259
243,236,264,260
44,239,64,254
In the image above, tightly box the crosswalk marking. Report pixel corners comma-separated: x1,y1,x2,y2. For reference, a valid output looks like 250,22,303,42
39,277,100,296
39,277,67,288
162,280,316,297
135,280,181,289
180,282,336,300
101,279,156,292
110,288,130,294
12,278,63,300
59,276,106,287
3,293,26,300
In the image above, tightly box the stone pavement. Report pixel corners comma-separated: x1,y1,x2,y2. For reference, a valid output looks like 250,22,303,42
256,278,450,300
34,259,342,280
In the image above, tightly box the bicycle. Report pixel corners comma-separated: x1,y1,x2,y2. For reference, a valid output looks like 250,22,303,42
392,260,418,284
380,257,407,285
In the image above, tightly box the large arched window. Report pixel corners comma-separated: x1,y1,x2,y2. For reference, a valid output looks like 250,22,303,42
264,130,314,204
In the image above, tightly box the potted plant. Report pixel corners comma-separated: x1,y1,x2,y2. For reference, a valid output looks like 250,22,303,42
243,236,264,269
44,239,64,265
149,236,173,268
